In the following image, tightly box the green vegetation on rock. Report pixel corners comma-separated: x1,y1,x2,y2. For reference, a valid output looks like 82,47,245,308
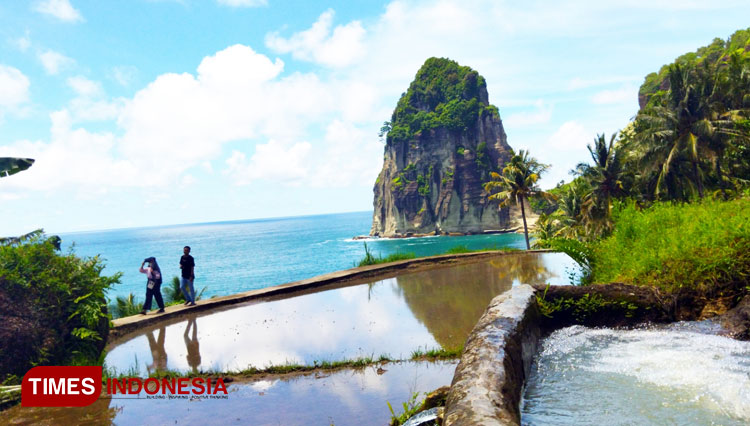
385,57,499,144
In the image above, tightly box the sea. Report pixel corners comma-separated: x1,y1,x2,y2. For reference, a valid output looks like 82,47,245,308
59,211,529,302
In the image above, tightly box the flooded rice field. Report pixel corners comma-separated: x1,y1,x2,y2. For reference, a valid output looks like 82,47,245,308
5,360,457,425
106,252,577,375
6,252,577,425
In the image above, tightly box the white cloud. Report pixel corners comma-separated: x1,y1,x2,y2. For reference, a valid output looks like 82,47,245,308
504,101,553,127
591,87,635,105
0,65,30,109
65,76,122,122
67,76,102,97
265,9,366,68
14,31,32,51
224,140,311,185
111,66,138,86
547,121,590,150
216,0,267,7
34,0,84,23
0,110,138,193
307,120,382,188
38,50,74,75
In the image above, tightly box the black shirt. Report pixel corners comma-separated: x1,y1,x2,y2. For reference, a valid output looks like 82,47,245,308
180,254,195,279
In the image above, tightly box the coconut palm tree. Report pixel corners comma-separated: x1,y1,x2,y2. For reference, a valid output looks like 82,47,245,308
0,157,34,178
575,133,626,237
484,150,552,250
635,62,749,200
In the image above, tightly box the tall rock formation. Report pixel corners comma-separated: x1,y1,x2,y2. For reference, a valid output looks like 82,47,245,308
371,58,514,237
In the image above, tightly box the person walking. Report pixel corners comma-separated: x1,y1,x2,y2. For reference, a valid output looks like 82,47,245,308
139,257,165,314
180,246,196,306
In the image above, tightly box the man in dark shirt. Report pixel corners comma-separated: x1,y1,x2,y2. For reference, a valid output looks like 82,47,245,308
179,246,196,306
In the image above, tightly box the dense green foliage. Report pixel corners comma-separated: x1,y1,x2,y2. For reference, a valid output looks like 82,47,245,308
534,29,750,247
0,234,120,382
384,57,499,144
590,199,749,292
640,28,750,105
530,29,750,299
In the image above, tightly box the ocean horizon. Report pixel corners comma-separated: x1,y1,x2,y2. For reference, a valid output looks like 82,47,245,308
60,211,531,302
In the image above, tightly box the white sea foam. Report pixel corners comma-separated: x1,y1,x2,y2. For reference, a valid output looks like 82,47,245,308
525,323,750,423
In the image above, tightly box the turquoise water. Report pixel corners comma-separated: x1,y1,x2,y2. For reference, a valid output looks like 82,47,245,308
60,211,529,301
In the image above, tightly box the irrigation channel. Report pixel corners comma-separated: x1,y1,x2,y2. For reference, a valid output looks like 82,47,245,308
6,252,577,425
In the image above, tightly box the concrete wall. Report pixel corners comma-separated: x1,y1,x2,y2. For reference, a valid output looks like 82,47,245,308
444,285,540,426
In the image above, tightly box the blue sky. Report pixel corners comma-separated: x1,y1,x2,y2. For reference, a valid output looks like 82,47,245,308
1,0,749,235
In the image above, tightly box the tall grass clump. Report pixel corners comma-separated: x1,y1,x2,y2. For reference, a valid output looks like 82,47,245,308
590,198,750,292
357,243,416,267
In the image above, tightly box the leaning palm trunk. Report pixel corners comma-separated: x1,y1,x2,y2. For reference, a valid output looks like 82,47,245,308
519,195,530,250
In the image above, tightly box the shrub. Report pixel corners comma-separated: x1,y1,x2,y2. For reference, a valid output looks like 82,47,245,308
590,199,750,292
0,234,120,382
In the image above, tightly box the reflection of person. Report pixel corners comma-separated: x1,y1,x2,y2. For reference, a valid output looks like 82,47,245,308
183,318,201,373
179,246,196,306
139,257,164,314
146,326,168,374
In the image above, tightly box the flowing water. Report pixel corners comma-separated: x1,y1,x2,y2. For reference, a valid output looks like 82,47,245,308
522,322,750,425
105,252,577,375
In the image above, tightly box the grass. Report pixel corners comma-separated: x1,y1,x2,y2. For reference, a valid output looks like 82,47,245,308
388,391,424,426
357,242,518,267
104,354,400,380
590,198,750,293
357,243,416,266
410,346,463,360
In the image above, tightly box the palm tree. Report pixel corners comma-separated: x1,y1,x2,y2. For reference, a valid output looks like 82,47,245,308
484,150,551,250
576,133,626,236
635,62,749,200
0,157,34,178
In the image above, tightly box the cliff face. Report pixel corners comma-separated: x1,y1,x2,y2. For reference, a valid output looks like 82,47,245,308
371,58,513,237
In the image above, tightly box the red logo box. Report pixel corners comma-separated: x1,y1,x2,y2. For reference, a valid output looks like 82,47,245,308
22,366,102,407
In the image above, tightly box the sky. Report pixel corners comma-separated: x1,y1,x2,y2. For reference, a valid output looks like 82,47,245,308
1,0,749,235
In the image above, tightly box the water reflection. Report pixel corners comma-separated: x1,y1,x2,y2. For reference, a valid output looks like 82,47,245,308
184,318,201,374
4,361,457,426
395,253,554,349
146,326,167,375
105,253,577,376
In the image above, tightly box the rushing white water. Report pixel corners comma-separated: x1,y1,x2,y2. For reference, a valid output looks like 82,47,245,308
522,322,750,425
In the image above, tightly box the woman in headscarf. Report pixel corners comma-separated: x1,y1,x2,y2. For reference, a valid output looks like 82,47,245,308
139,257,165,314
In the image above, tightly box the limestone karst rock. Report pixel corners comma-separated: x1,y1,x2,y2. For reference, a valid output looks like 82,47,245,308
371,57,514,237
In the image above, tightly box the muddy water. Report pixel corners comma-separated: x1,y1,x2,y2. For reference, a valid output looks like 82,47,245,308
5,360,457,425
105,252,577,375
522,322,750,425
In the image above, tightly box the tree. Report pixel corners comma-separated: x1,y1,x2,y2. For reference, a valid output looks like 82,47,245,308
0,157,34,178
575,133,626,236
634,63,749,200
484,150,552,250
